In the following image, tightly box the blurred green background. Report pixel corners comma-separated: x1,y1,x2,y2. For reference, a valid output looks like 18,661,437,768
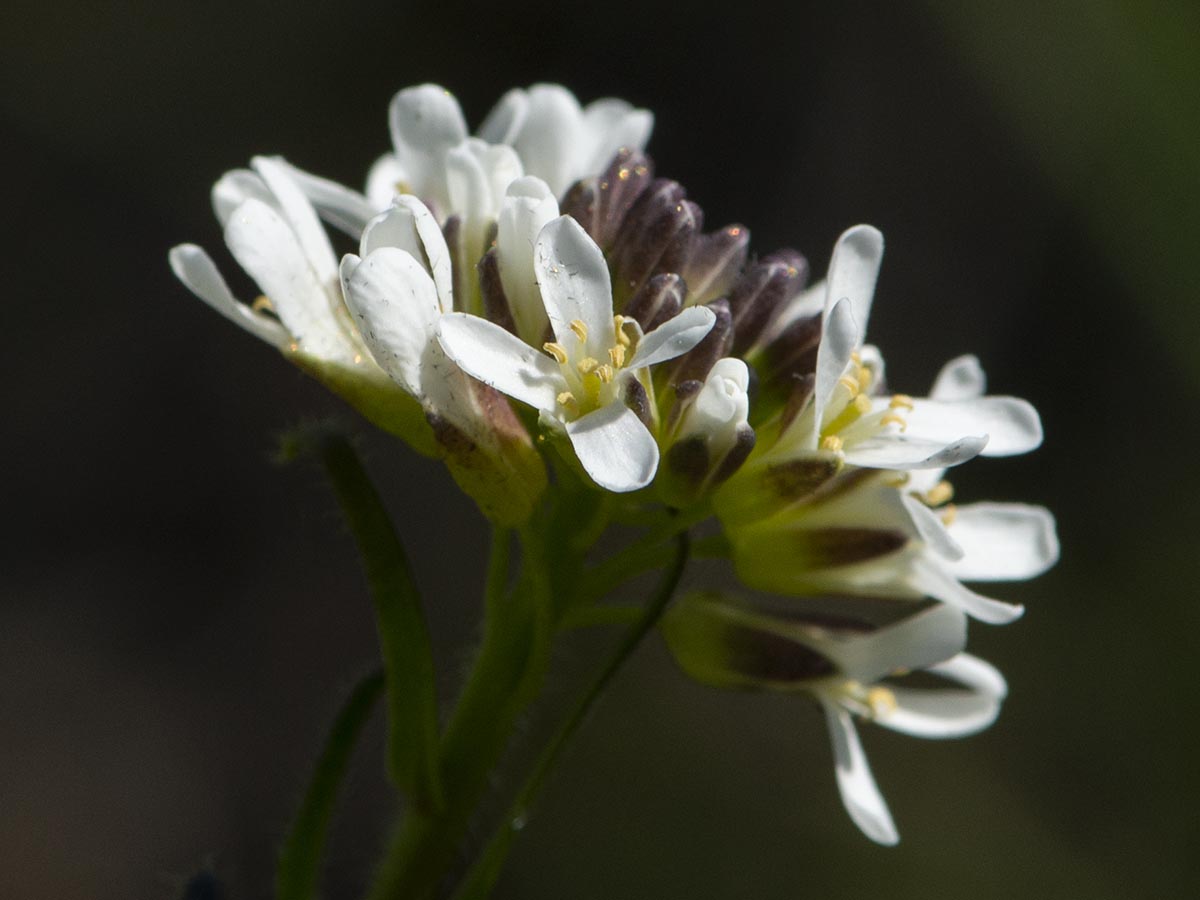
3,1,1198,897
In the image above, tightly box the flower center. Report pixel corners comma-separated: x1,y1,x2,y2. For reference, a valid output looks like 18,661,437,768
818,353,914,452
837,679,898,720
543,316,634,418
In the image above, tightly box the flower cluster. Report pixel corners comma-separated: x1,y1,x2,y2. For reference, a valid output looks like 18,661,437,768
171,83,1056,844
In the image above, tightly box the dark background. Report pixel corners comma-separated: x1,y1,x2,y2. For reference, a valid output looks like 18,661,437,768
4,1,1198,897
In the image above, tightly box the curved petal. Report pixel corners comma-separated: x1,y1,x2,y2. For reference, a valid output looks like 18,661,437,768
901,396,1043,457
946,503,1059,581
224,199,346,361
820,603,967,684
498,176,559,343
900,491,964,561
365,154,408,210
910,559,1024,625
534,215,614,352
477,87,529,145
931,354,986,401
361,196,454,311
879,654,1007,739
843,434,988,471
340,249,440,395
580,98,653,174
436,312,563,410
251,156,338,285
627,305,716,369
565,403,660,492
270,158,377,236
212,169,271,226
810,297,858,446
821,700,899,846
388,84,467,203
511,84,583,196
825,225,883,339
168,243,289,347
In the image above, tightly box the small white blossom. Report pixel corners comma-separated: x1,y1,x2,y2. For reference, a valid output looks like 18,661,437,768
437,215,715,492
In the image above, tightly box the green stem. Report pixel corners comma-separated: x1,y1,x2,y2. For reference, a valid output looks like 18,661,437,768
449,531,691,900
276,670,384,900
365,526,554,900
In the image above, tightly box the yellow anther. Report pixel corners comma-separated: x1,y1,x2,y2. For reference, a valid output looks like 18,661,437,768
879,412,908,432
596,364,614,384
569,318,589,342
617,167,631,181
557,391,578,408
924,480,954,507
867,687,898,718
850,350,862,364
353,354,363,365
853,394,872,415
576,356,599,375
820,435,844,452
838,374,861,395
608,344,626,367
889,393,915,411
287,341,300,353
613,315,631,346
543,342,569,364
857,367,873,392
251,295,274,313
941,503,958,527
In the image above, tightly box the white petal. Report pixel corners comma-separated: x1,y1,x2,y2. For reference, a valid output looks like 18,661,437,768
273,158,378,236
946,503,1059,581
819,603,967,684
879,654,1007,739
825,225,883,340
212,169,271,226
900,491,964,561
534,215,614,352
511,84,583,196
810,297,858,445
477,87,529,145
627,306,716,369
168,243,289,347
340,248,440,395
251,156,338,285
389,84,468,205
445,143,492,234
224,199,346,361
436,312,563,410
842,434,988,470
580,98,653,174
910,559,1024,625
565,403,660,492
821,699,899,846
365,154,408,210
498,176,559,343
361,196,454,312
931,354,986,401
902,396,1043,457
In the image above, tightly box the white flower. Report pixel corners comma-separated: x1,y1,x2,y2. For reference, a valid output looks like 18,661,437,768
339,193,546,524
662,596,1007,845
169,156,435,448
724,468,1058,624
437,215,715,492
759,225,1043,471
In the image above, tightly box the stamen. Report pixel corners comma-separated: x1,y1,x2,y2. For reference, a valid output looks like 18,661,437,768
569,318,589,342
609,345,626,367
853,394,871,415
820,435,844,452
543,342,569,364
837,375,860,395
889,393,915,411
251,295,274,313
941,503,958,527
866,686,897,718
557,391,578,409
850,351,862,365
857,367,873,392
576,357,599,375
924,480,954,507
596,364,614,384
879,412,907,432
613,315,632,347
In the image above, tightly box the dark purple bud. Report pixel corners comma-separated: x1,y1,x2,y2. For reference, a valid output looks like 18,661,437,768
776,372,816,435
559,179,599,240
665,437,710,487
594,149,655,249
662,298,733,387
711,424,756,486
720,620,837,682
761,456,841,502
761,312,822,386
625,377,654,431
611,180,697,301
478,249,518,336
623,273,684,331
728,249,809,356
442,214,464,310
683,224,750,305
665,379,703,431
